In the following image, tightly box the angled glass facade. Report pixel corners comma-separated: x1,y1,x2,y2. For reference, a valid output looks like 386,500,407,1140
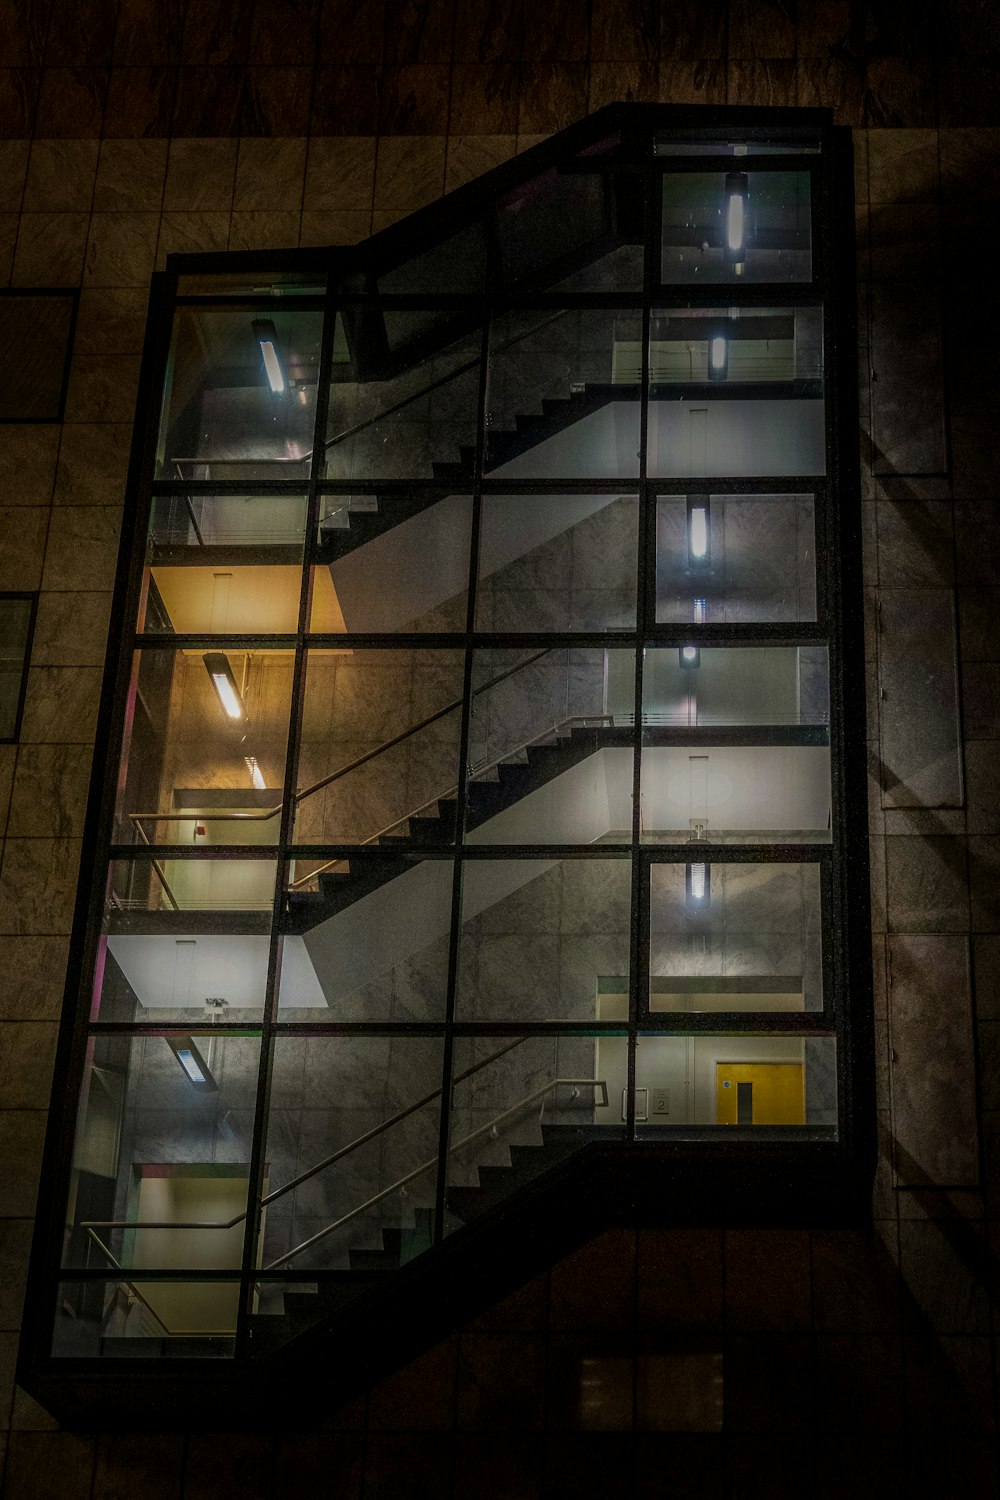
29,109,869,1382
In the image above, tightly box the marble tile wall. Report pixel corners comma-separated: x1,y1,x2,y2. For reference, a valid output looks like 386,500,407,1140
0,3,999,1484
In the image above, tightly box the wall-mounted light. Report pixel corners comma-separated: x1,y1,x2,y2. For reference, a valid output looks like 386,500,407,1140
687,496,710,564
166,1034,218,1092
245,755,266,790
686,862,711,908
724,172,748,272
203,652,245,721
679,645,701,669
252,318,285,394
708,328,729,381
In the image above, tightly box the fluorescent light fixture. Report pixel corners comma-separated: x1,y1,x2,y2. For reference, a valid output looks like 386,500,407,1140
687,496,710,563
679,646,701,669
166,1035,218,1092
693,597,707,623
686,862,710,908
245,756,266,790
252,318,285,394
708,331,728,381
724,172,748,267
203,652,245,721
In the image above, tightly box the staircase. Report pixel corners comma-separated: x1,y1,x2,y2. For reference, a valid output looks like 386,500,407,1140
285,722,628,934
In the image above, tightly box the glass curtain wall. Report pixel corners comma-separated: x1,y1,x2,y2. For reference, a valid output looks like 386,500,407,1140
47,116,850,1363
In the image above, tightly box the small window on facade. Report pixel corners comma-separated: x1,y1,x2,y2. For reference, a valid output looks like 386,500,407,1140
0,293,76,421
0,594,36,739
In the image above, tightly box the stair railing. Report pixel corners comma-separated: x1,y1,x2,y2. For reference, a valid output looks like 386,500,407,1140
123,647,553,854
80,1036,530,1254
264,1075,609,1271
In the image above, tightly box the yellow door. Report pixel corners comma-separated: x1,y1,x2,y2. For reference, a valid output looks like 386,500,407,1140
716,1063,805,1125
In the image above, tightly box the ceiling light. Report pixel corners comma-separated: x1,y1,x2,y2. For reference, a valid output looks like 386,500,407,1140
166,1035,218,1092
708,331,728,381
686,862,710,908
245,756,266,790
252,318,285,394
724,172,748,269
679,646,701,669
693,598,706,623
687,497,709,562
203,652,245,721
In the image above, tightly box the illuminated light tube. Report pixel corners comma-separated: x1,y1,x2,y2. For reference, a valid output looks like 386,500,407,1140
687,496,710,562
708,331,728,381
724,172,749,266
203,652,245,721
686,862,710,908
693,597,707,624
679,645,701,669
166,1035,218,1092
252,318,285,393
245,756,266,790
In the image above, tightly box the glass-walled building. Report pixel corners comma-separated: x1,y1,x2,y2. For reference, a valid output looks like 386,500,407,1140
24,105,871,1420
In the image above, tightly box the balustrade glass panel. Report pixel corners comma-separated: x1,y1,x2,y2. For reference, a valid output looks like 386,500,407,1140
53,1279,240,1356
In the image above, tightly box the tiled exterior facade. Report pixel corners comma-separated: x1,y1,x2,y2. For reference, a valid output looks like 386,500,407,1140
0,3,999,1494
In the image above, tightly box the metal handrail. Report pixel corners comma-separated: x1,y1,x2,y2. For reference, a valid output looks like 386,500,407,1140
125,648,552,839
80,1037,530,1237
264,1076,609,1271
81,1231,172,1339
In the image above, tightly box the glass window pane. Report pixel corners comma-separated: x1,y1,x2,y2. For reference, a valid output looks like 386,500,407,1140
660,171,812,284
475,493,638,632
639,647,830,844
98,857,274,1021
467,647,634,844
497,170,642,292
156,306,323,480
279,857,453,1022
143,495,309,635
115,648,293,846
375,222,487,295
54,1278,240,1355
646,306,825,479
313,493,472,633
634,1033,836,1133
648,860,824,1013
294,647,464,844
446,1034,622,1231
486,310,641,480
325,313,481,482
63,1032,262,1271
656,493,817,624
0,596,34,739
261,1036,444,1273
456,858,631,1021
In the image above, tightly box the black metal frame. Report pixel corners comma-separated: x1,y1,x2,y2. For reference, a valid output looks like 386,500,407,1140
20,105,872,1426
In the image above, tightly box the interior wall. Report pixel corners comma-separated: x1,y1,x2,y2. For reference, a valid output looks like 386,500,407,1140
0,4,998,1492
